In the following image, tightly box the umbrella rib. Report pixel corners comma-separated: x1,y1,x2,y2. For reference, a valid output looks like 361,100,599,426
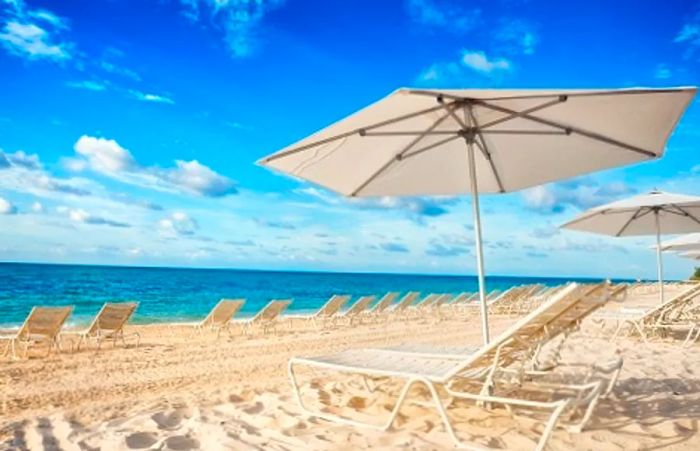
478,97,567,130
468,108,505,193
406,87,693,102
472,100,658,158
401,134,462,160
350,104,459,196
262,101,459,163
480,130,570,135
616,208,651,237
669,205,700,226
362,130,461,136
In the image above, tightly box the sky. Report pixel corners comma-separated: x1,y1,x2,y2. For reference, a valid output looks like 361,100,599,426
0,0,699,280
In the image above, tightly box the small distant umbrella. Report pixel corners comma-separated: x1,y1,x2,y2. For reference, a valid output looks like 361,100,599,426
660,233,700,252
561,191,700,302
260,87,695,344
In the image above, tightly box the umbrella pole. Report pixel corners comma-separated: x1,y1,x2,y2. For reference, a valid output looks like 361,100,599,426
655,211,664,303
466,140,490,344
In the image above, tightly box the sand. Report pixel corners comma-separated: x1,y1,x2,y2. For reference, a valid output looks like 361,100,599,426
1,285,699,450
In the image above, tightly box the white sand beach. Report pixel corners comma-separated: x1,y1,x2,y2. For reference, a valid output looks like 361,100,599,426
2,284,700,450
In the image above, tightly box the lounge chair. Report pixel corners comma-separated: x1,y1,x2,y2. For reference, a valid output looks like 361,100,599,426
338,295,375,326
387,291,420,317
606,283,700,345
406,293,439,318
288,283,612,450
71,302,140,350
242,299,292,335
297,295,350,329
191,298,245,337
1,306,73,359
366,292,399,317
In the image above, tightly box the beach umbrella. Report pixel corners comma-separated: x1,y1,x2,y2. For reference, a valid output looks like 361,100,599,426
679,250,700,260
259,87,695,344
659,233,700,252
561,191,700,302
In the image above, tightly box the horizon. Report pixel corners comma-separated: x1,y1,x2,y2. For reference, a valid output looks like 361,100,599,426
0,260,661,283
1,0,700,280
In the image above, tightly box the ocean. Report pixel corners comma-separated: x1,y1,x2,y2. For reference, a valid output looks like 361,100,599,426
0,262,621,327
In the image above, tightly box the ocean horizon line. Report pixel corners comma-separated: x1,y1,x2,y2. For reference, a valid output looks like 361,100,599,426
0,260,663,283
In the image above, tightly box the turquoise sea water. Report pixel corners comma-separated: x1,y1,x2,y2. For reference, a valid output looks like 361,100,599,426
0,262,627,327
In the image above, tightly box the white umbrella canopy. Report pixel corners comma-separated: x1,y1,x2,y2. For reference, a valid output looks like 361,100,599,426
679,251,700,260
262,88,695,196
660,233,700,252
561,191,700,302
260,87,696,344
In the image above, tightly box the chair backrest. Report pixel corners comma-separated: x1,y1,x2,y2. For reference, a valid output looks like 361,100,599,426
486,286,519,307
314,295,350,318
252,299,291,323
392,292,420,312
434,294,453,307
444,283,610,381
18,306,73,340
485,289,501,300
608,283,628,302
370,292,399,313
414,293,438,308
639,283,700,323
86,302,138,335
449,292,470,304
202,299,245,327
344,296,375,316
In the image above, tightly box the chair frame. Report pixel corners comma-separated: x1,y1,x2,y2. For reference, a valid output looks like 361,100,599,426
1,306,73,359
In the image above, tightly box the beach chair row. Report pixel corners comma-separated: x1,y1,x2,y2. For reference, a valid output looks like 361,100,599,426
447,283,575,317
1,302,140,360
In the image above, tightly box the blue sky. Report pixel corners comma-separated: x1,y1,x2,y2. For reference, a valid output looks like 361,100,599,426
0,0,699,279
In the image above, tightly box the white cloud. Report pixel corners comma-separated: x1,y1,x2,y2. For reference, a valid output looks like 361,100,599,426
161,159,237,197
66,208,130,228
0,149,41,170
159,211,198,236
100,59,141,81
296,186,454,220
66,80,107,91
0,21,70,60
31,201,43,213
0,1,72,62
130,90,175,105
73,135,137,173
522,178,634,214
654,64,672,79
405,0,481,33
417,49,513,86
493,18,538,55
675,9,700,58
178,0,286,58
462,50,512,74
69,135,237,197
0,196,17,214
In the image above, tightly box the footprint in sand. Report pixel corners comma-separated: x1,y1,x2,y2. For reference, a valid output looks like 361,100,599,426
165,435,200,450
125,431,158,449
152,411,184,430
243,402,264,415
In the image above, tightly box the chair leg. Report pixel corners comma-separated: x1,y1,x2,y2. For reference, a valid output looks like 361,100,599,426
289,361,432,433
